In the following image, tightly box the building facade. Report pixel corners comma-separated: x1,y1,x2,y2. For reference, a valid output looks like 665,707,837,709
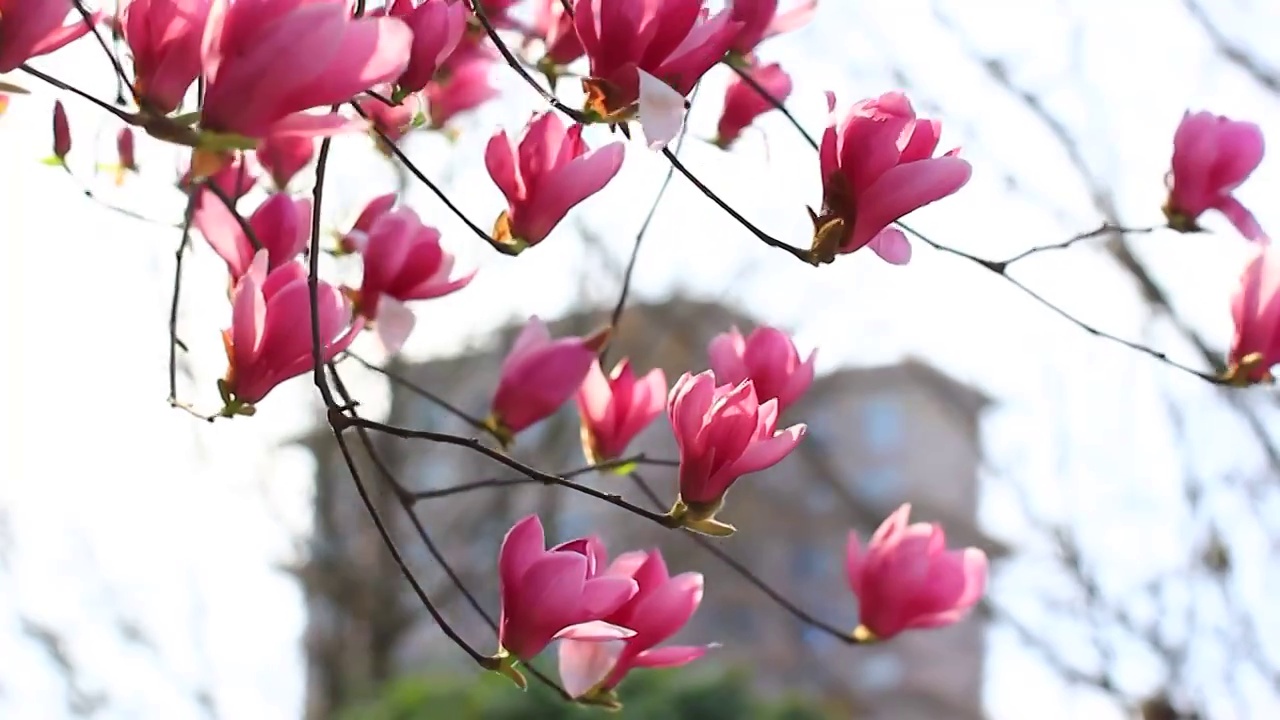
294,299,1005,720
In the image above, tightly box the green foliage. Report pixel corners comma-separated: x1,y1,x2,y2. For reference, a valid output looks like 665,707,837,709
341,666,833,720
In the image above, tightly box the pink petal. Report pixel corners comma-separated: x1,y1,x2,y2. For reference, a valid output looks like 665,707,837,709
499,515,546,602
1216,196,1269,243
730,422,806,476
553,620,637,641
632,644,710,668
849,156,972,251
558,638,626,699
637,69,687,151
374,294,416,355
866,227,914,265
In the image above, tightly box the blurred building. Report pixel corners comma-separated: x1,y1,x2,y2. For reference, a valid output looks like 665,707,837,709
293,298,1008,720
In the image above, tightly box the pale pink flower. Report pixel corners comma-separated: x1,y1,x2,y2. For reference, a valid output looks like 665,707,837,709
348,205,475,354
199,0,412,141
383,0,467,96
498,515,639,663
576,359,667,464
714,62,792,149
810,91,971,266
195,191,312,280
488,316,605,442
425,54,497,129
1228,244,1280,384
726,0,817,57
529,0,582,67
219,251,361,410
255,133,314,190
183,154,257,202
846,503,987,641
559,550,708,701
355,87,418,148
707,326,815,414
121,0,211,114
665,370,806,535
0,0,98,73
484,111,624,250
1165,111,1267,242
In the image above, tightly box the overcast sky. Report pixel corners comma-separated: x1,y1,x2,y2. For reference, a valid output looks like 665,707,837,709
1,0,1279,718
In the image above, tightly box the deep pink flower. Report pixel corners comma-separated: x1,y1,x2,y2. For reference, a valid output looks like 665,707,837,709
348,205,475,354
529,0,583,68
1228,244,1280,384
726,0,817,58
574,0,741,115
665,370,806,535
1165,111,1267,242
497,515,639,664
51,99,70,160
121,0,211,114
195,191,312,280
707,326,814,414
219,251,361,411
340,192,398,254
488,316,606,443
383,0,467,96
0,0,98,73
484,111,624,250
199,0,412,141
255,133,314,190
183,154,257,202
117,128,137,172
559,550,708,702
577,359,667,464
714,62,792,149
810,91,971,266
425,54,497,129
846,504,987,641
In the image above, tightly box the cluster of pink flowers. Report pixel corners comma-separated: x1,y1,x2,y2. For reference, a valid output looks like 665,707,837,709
8,0,1279,707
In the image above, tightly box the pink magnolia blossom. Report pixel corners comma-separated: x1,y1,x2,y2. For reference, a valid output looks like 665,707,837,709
121,0,211,114
0,0,98,73
195,191,312,280
117,128,137,172
559,550,709,702
198,0,413,141
425,54,497,129
383,0,467,97
348,205,475,354
577,359,667,464
707,326,815,414
666,370,806,536
573,0,742,149
497,515,639,665
488,316,605,443
574,0,740,109
255,133,314,190
810,91,971,266
51,99,70,160
183,154,257,202
726,0,817,58
1227,245,1280,384
355,88,418,150
219,251,361,411
1165,111,1267,242
340,192,398,254
846,503,987,641
484,111,624,250
714,62,792,149
529,0,583,68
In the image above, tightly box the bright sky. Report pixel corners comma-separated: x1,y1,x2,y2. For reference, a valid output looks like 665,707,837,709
2,0,1279,718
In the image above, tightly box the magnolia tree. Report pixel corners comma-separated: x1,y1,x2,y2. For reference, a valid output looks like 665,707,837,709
3,0,1278,713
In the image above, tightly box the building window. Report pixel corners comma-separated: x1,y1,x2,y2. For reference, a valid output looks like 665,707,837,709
861,395,904,453
853,465,899,507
